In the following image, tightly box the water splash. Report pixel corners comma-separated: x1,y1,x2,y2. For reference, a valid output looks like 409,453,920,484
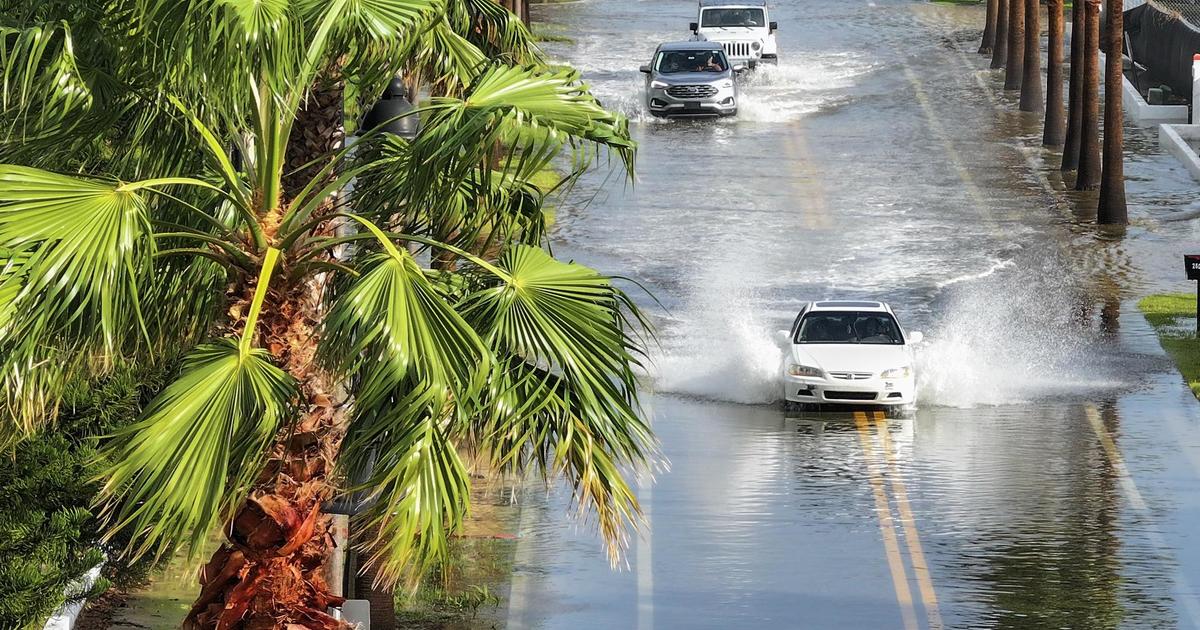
917,262,1127,408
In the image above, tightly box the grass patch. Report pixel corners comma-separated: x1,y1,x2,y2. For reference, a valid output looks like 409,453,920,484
533,31,575,44
1138,293,1200,398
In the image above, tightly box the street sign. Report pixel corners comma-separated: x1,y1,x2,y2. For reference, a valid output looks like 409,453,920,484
1187,255,1200,336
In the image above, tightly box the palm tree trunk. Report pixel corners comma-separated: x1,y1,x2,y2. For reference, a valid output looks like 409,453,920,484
186,78,353,630
981,0,998,55
1005,0,1025,90
1044,0,1066,144
1097,0,1127,223
1076,0,1102,190
991,0,1010,69
1062,3,1085,168
1019,0,1043,112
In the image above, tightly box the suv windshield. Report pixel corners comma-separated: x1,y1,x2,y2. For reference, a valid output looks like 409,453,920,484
655,50,728,74
796,312,904,345
701,8,766,27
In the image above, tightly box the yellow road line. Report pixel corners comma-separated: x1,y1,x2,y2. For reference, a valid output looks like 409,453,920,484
854,411,920,630
873,411,944,630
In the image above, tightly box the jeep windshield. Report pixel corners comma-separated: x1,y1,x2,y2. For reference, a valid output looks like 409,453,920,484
701,8,765,27
655,50,729,74
796,312,904,345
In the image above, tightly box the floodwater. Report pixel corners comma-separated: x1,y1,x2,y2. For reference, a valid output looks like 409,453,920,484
501,0,1200,628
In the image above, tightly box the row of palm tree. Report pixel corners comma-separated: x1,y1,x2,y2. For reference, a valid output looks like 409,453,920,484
0,0,656,627
978,0,1128,224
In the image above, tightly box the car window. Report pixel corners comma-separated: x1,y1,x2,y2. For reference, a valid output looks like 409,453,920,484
700,8,766,28
796,312,904,345
655,50,728,74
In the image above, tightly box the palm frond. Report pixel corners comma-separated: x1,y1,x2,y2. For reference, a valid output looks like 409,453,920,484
0,23,94,147
98,339,298,560
460,245,655,564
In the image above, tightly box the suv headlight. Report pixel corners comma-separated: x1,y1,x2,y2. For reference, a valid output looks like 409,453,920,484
650,80,669,88
751,41,761,51
787,364,823,378
720,80,734,88
880,366,912,379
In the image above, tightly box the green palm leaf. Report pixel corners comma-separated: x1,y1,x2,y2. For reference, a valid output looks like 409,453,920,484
461,245,655,563
0,23,93,145
98,339,298,560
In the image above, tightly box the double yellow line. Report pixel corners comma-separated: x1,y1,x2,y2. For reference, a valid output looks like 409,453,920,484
854,411,943,630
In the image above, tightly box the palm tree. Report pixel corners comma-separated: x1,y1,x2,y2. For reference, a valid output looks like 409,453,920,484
1076,0,1103,189
1019,0,1043,112
981,0,999,55
1097,0,1127,222
1062,2,1086,168
1044,0,1067,145
1005,0,1025,90
0,0,655,626
992,0,1011,69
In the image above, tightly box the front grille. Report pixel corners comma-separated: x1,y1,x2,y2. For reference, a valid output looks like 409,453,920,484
829,371,873,380
666,84,718,99
721,41,752,58
825,391,878,401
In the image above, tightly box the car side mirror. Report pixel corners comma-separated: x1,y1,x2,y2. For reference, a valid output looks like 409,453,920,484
639,64,651,73
769,21,778,31
776,329,792,343
690,21,699,32
908,331,924,344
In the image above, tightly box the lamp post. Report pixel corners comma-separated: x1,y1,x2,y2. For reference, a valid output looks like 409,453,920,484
359,76,420,140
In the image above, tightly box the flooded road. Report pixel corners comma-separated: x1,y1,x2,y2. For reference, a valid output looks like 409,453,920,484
502,0,1200,627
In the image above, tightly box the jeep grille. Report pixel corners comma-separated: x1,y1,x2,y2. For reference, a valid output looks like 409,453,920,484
666,84,719,99
721,41,753,59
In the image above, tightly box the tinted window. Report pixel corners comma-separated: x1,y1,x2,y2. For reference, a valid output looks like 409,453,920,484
655,50,729,74
796,312,904,345
701,8,766,27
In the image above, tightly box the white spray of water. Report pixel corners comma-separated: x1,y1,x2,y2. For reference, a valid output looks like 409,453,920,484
916,265,1125,408
649,267,786,405
649,257,1125,409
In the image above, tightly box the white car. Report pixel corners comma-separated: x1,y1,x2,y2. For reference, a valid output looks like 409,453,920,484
780,301,922,408
689,0,779,69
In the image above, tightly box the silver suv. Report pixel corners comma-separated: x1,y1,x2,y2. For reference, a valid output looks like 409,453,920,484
639,42,743,118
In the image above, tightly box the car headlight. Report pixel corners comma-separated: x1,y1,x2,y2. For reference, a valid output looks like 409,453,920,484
751,41,761,51
720,80,734,88
650,80,669,88
880,366,912,379
787,364,824,378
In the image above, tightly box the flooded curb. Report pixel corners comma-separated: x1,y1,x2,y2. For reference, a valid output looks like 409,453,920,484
1137,293,1200,399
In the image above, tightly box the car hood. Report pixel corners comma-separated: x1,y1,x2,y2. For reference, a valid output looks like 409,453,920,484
790,344,911,373
654,71,731,84
696,30,766,41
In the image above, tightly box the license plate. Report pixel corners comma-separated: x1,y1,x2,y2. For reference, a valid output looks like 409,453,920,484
685,102,702,111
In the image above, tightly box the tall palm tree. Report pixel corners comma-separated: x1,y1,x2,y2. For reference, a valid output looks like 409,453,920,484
1076,0,1103,189
1098,0,1127,222
991,0,1010,69
1044,0,1066,145
1062,2,1086,168
981,0,998,55
0,0,655,626
1005,0,1025,90
1019,0,1043,112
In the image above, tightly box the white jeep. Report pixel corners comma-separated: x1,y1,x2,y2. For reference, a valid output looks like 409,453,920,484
689,0,778,69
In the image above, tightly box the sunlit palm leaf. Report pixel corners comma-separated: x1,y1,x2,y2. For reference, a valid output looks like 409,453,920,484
355,404,469,588
0,166,152,351
98,339,297,560
460,245,654,563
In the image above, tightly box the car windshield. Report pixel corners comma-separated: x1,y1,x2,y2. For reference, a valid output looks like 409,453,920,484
655,50,728,74
796,312,904,345
701,8,766,27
